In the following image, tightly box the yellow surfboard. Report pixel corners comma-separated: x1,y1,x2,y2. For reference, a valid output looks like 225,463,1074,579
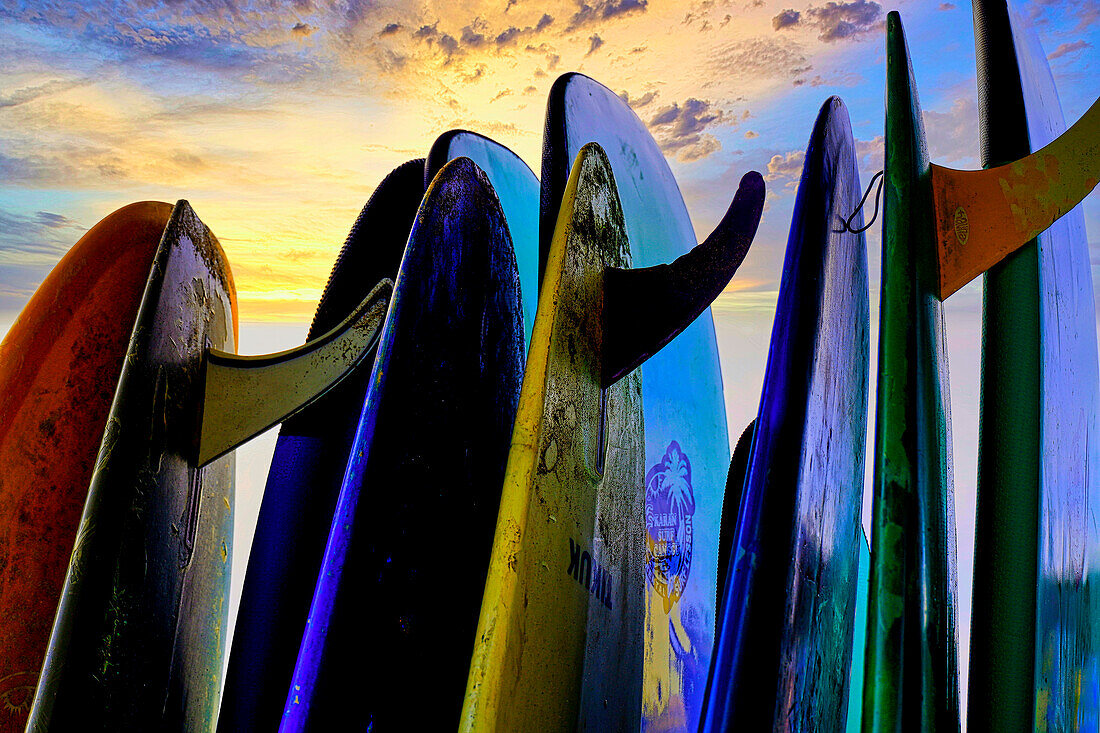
459,143,645,731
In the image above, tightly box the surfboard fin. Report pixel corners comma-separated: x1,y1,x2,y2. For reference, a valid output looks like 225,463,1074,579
601,170,765,386
195,278,392,466
932,95,1099,299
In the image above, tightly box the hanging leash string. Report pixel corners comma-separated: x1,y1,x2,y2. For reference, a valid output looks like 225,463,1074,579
834,169,884,234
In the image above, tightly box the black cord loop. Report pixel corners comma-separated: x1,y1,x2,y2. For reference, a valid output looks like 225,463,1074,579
834,169,884,234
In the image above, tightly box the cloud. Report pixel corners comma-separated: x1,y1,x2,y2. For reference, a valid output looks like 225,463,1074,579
744,130,758,138
772,10,801,30
1048,40,1090,60
710,37,811,82
460,21,489,48
807,1,883,42
619,89,658,109
586,34,604,56
379,23,402,36
567,0,648,31
0,207,84,268
772,1,883,42
0,79,89,108
922,96,979,167
765,149,804,187
648,98,726,162
938,3,956,9
290,22,315,37
854,135,884,174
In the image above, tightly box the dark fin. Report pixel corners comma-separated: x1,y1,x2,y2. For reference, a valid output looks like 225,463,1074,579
309,158,425,339
716,418,756,630
602,171,765,386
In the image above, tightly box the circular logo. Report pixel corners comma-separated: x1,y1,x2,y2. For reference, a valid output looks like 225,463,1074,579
645,441,695,613
953,206,969,246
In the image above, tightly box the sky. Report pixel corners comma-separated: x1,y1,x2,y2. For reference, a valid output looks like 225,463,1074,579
1,0,1097,722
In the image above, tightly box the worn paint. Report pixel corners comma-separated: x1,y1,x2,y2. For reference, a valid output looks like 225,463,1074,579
197,279,390,466
542,74,729,731
27,201,236,732
702,96,869,731
0,202,170,732
862,13,960,732
931,97,1099,298
426,131,540,351
460,144,645,731
278,157,524,730
218,159,423,733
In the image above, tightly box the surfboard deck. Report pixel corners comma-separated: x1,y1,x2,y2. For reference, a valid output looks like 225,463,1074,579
28,200,237,731
279,157,524,731
543,73,729,730
0,202,172,730
969,2,1100,730
701,95,869,731
426,131,539,349
218,159,424,733
862,13,960,731
459,142,644,732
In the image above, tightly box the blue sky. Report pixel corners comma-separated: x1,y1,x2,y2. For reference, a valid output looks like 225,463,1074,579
1,0,1097,720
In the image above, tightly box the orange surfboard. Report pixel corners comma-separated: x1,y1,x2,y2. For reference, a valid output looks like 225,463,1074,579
0,202,171,728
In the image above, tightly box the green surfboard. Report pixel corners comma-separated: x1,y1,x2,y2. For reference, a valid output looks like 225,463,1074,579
862,12,960,731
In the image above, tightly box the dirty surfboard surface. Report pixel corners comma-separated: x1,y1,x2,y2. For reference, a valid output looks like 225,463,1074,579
0,202,171,731
862,13,960,731
701,95,869,731
279,157,524,731
968,1,1100,730
542,73,728,730
426,131,539,349
28,201,237,732
459,143,644,732
218,159,424,733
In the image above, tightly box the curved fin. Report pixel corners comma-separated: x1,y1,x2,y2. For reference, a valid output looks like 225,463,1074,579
196,279,392,466
602,171,765,386
933,95,1099,298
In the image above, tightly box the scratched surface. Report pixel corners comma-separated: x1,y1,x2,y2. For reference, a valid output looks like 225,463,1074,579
218,159,423,733
27,201,237,731
426,132,539,350
968,2,1100,730
543,73,728,731
459,144,644,732
862,13,960,732
701,96,869,732
0,203,170,731
279,158,524,730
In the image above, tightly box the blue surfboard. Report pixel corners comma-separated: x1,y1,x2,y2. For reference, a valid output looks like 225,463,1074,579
542,72,736,729
701,96,869,731
218,159,424,733
968,2,1100,730
426,131,539,350
279,157,524,730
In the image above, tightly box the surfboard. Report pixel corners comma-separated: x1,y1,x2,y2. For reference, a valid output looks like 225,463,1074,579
862,13,960,730
279,157,524,731
27,201,238,730
0,202,171,730
459,141,764,731
968,2,1100,730
458,142,644,732
426,131,539,349
218,159,424,733
700,95,869,731
542,73,734,730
